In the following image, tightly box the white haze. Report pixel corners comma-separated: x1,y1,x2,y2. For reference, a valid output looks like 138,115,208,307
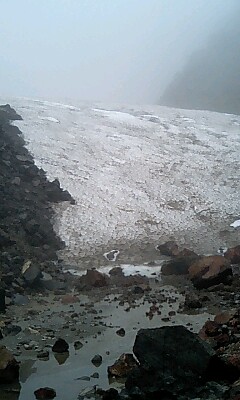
0,0,238,103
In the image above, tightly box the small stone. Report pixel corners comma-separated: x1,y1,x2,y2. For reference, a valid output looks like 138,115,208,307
116,328,125,337
34,387,56,399
52,338,69,353
91,354,102,366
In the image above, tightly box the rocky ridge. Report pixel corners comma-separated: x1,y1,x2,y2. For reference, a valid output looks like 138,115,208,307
0,104,74,302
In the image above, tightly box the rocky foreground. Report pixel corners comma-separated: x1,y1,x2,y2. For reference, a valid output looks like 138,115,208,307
1,105,240,400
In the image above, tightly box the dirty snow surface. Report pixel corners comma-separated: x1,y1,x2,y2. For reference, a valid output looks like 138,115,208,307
2,97,240,265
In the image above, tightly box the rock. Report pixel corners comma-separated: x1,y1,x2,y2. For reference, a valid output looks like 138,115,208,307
76,269,110,289
61,294,79,304
91,354,102,366
109,267,124,276
74,341,83,350
37,350,49,360
184,293,202,309
0,288,6,313
0,346,19,383
116,328,125,337
126,326,215,396
22,260,42,285
156,241,179,256
188,255,232,289
225,245,240,264
3,325,22,337
97,388,119,400
52,338,69,353
214,310,236,325
34,387,56,399
108,353,138,377
161,255,199,276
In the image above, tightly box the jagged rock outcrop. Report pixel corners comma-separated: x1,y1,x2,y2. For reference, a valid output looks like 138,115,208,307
0,104,74,296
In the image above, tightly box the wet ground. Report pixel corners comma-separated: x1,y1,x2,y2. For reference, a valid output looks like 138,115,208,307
0,277,214,400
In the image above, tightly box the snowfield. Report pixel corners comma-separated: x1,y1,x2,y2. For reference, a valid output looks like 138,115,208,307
2,97,240,266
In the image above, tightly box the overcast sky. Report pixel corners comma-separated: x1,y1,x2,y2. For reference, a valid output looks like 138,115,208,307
0,0,237,104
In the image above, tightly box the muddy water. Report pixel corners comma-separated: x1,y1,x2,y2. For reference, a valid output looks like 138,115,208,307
0,285,213,400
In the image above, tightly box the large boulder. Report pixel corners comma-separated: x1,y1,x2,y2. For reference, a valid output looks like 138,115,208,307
156,241,179,256
0,346,19,383
76,269,110,290
21,260,42,285
188,256,232,289
225,245,240,264
126,326,215,396
161,255,199,276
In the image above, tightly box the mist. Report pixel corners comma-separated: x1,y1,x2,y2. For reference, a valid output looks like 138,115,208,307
0,0,238,104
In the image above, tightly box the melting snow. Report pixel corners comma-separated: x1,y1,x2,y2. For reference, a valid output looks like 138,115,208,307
230,219,240,228
1,97,240,265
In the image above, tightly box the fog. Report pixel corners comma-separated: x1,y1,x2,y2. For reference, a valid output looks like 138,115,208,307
0,0,238,104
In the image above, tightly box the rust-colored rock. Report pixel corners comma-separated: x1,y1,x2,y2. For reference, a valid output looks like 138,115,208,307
225,245,240,264
0,346,19,383
108,353,138,377
214,310,236,325
188,255,232,288
61,294,79,304
75,269,110,289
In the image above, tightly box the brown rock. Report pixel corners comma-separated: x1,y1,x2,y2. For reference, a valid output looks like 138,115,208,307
61,294,79,304
75,269,110,289
0,346,19,383
225,245,240,264
214,310,236,325
108,353,138,377
156,240,179,256
188,255,232,289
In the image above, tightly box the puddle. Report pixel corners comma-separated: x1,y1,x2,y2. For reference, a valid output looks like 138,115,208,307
0,286,213,400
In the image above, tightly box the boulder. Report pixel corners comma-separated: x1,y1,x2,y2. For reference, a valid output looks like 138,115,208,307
188,256,232,289
34,387,56,399
225,245,240,264
76,269,110,290
21,260,41,285
156,241,179,256
126,326,215,395
52,338,69,353
0,346,19,383
108,353,138,378
161,255,199,276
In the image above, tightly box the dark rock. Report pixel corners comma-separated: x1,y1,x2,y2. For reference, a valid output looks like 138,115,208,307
91,354,102,366
34,387,56,399
37,351,49,360
109,267,124,276
156,241,179,256
97,388,119,400
225,245,240,264
161,255,199,276
0,346,19,383
126,326,215,395
52,338,69,353
0,288,6,313
3,325,22,337
184,293,202,309
21,261,42,285
188,255,232,289
61,294,79,304
74,341,83,350
108,353,138,378
116,328,126,337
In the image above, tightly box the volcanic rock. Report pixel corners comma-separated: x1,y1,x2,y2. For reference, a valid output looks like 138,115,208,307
34,387,56,399
76,269,110,289
52,338,69,353
126,326,215,395
108,353,138,378
188,255,232,289
225,245,240,264
0,346,19,383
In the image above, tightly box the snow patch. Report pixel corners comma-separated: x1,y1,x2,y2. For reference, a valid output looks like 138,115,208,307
38,116,60,123
230,219,240,228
